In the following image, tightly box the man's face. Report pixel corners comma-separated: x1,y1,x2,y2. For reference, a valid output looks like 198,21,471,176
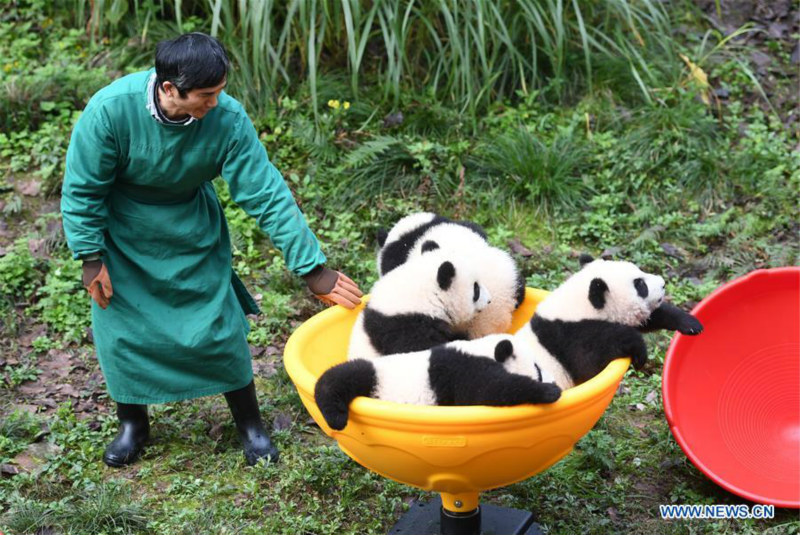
169,78,227,119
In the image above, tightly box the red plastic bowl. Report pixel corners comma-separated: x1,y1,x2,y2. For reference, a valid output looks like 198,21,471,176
663,267,800,508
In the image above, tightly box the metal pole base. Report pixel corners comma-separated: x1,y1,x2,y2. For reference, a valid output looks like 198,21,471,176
389,496,543,535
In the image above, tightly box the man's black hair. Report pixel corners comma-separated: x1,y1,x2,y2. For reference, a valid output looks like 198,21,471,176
155,32,229,98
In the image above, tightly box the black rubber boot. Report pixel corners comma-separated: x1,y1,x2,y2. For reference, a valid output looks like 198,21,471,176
224,380,280,465
103,403,149,467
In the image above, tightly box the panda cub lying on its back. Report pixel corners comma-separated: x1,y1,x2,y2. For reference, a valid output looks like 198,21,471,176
514,255,704,389
377,212,526,338
317,334,562,430
347,250,491,359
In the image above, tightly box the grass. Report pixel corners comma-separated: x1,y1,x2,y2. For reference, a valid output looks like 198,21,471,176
1,2,799,534
73,0,684,120
470,125,590,213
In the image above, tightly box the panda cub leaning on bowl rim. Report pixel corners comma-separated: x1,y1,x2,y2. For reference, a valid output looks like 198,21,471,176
317,334,562,431
514,255,704,390
347,249,492,359
376,212,526,338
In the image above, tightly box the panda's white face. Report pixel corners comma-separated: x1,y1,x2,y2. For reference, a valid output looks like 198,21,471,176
444,334,557,383
432,255,493,327
370,250,492,325
536,259,665,326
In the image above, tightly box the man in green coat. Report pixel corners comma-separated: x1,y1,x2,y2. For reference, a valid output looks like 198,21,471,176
61,33,362,467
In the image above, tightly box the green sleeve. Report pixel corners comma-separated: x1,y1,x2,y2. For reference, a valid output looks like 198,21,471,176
60,104,118,260
221,111,326,276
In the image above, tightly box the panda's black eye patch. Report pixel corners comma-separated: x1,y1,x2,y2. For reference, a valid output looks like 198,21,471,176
421,240,440,253
437,262,456,290
634,278,648,298
473,282,480,302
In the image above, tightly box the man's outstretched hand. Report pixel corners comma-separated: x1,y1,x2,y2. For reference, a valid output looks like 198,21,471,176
303,266,362,309
82,259,113,309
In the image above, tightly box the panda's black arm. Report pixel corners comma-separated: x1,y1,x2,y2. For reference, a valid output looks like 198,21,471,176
638,302,703,335
430,354,561,406
462,372,562,406
613,326,649,370
364,309,465,355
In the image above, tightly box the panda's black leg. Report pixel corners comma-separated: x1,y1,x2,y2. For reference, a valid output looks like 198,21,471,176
456,370,562,406
315,360,377,431
639,302,703,335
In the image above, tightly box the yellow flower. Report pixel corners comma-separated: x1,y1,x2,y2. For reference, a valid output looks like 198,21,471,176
327,99,340,109
343,101,350,110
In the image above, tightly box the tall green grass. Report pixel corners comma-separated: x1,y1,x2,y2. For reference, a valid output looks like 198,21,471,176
72,0,678,119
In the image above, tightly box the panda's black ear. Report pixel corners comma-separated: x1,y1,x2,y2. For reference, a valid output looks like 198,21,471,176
421,240,440,253
589,278,608,309
579,254,595,268
437,261,456,290
376,228,389,247
494,340,514,363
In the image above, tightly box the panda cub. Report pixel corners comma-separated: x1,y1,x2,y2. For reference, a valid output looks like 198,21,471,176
347,250,492,359
377,212,525,338
514,255,704,389
317,334,562,431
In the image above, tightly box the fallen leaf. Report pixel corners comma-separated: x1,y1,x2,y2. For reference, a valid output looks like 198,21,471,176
27,238,48,259
19,325,47,347
750,50,772,70
208,421,225,440
11,404,39,414
383,111,404,128
507,238,533,257
19,180,41,196
18,385,47,396
13,442,63,475
601,247,622,259
660,243,684,260
679,53,710,105
35,399,58,409
272,412,293,432
1,464,20,477
55,384,81,398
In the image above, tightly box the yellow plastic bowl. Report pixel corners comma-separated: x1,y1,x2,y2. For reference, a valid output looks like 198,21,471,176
284,288,630,512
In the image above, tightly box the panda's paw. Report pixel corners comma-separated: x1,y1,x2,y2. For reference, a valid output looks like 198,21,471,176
677,314,704,335
532,382,562,404
322,408,350,431
628,336,649,370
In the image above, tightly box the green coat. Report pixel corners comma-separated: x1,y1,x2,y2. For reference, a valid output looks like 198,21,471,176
61,70,326,404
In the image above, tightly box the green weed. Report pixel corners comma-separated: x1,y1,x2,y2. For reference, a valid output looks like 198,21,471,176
33,256,90,343
470,125,590,213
